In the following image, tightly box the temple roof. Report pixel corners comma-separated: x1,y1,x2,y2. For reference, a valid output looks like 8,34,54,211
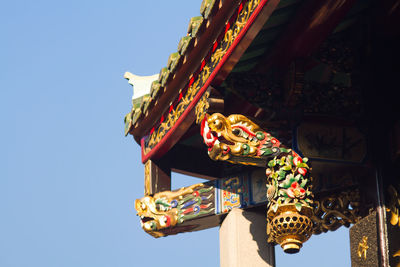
124,0,222,136
124,0,373,163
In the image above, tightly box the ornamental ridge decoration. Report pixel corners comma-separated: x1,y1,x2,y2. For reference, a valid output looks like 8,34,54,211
145,0,261,152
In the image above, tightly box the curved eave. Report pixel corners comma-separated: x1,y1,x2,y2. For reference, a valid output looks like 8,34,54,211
129,0,240,143
141,0,282,163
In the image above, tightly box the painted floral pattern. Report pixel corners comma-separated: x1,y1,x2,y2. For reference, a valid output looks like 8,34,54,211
266,154,313,212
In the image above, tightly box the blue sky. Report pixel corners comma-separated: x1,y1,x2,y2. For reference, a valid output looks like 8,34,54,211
1,1,350,266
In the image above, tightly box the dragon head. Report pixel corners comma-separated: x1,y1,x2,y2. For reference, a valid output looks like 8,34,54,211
135,195,178,237
201,113,290,166
135,183,215,237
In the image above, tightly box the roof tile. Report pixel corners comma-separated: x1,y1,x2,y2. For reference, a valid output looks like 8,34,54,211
178,36,193,55
167,52,182,73
187,16,204,37
200,0,217,19
159,67,170,87
150,81,162,98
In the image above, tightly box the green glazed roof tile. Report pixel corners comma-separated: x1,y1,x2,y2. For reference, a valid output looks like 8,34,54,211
201,0,217,19
124,111,133,136
150,81,162,98
159,67,170,87
187,16,204,37
143,96,154,112
124,0,222,135
139,96,147,112
178,36,193,55
132,94,150,110
131,109,142,126
167,52,181,73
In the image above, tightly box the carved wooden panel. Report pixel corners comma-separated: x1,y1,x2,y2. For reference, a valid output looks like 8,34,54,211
350,212,380,267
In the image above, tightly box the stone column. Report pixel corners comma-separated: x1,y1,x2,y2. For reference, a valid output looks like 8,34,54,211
220,208,275,267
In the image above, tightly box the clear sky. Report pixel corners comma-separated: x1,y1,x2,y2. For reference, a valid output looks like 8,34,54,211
1,1,350,266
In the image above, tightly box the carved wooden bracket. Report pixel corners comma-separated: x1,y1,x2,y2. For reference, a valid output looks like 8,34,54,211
199,112,314,253
312,189,362,235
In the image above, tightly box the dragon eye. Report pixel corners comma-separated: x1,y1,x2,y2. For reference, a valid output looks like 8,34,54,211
159,215,170,227
232,128,241,136
141,203,146,210
144,221,157,231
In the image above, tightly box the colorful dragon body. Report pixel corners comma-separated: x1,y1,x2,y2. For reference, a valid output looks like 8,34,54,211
201,113,293,166
135,183,214,237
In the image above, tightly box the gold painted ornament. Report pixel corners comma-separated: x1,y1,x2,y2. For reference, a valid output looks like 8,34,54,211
265,154,314,253
267,204,313,254
135,183,214,237
200,113,292,166
200,113,315,253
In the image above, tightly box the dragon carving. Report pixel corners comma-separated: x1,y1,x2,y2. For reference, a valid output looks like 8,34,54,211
200,113,314,253
135,183,214,237
200,113,293,166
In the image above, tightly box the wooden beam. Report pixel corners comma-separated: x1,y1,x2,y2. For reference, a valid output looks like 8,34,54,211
212,0,281,85
144,160,171,195
167,144,223,180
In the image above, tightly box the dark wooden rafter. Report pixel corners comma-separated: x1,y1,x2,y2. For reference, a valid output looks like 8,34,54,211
374,0,400,38
207,86,225,114
254,0,358,73
167,144,223,180
211,0,281,85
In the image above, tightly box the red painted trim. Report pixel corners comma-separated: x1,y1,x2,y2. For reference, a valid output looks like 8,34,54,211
232,125,256,137
141,137,145,160
142,0,270,163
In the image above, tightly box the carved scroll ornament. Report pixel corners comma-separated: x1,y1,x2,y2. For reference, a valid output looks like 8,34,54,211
312,189,361,235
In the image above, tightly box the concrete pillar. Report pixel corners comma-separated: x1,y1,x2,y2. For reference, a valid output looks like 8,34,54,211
220,208,275,267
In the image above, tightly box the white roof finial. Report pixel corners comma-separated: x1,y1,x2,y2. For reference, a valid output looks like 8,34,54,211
124,72,158,101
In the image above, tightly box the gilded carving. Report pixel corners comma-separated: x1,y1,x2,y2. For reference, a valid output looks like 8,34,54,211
387,185,400,227
312,189,361,234
147,66,207,149
195,91,210,124
266,153,314,253
200,112,314,253
135,183,214,237
144,0,261,152
144,161,151,195
201,65,210,84
357,236,369,260
394,250,400,267
212,45,228,65
200,113,291,166
267,204,313,254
